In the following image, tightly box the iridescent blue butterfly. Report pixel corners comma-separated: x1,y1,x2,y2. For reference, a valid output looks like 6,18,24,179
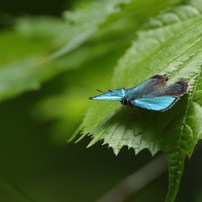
89,75,189,111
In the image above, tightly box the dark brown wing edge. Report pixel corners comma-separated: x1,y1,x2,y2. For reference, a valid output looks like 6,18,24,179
151,74,169,82
174,80,189,96
152,80,189,98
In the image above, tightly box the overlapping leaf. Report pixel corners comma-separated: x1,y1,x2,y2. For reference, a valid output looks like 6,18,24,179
0,0,131,103
74,1,202,201
33,0,173,143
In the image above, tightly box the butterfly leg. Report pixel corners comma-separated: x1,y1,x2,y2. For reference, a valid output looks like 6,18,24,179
137,107,146,121
130,105,136,120
128,106,145,121
124,105,136,119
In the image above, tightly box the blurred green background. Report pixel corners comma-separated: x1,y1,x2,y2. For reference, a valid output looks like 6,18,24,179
0,0,202,201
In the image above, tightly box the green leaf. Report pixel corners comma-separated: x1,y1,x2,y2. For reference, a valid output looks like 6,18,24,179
47,0,131,60
0,0,133,103
33,0,174,144
73,1,202,201
0,58,42,101
0,174,32,202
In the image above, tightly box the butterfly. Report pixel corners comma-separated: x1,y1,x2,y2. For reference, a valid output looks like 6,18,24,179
89,74,189,111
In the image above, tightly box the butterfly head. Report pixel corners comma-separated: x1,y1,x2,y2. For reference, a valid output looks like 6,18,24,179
120,97,129,106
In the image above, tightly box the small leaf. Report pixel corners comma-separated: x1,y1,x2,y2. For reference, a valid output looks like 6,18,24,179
0,58,41,101
73,1,202,201
0,0,131,103
47,0,131,60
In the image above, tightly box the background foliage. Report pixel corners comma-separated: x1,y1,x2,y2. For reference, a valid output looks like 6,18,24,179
0,0,202,201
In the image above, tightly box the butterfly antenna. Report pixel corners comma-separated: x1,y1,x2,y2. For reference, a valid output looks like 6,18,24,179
108,89,112,92
96,89,104,93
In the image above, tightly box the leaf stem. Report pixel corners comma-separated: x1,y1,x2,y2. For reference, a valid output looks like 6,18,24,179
96,153,168,202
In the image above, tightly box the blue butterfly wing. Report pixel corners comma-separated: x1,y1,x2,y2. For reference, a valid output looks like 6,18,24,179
90,75,169,101
147,81,189,97
125,75,168,100
131,97,178,111
130,80,189,111
89,88,126,101
89,74,189,111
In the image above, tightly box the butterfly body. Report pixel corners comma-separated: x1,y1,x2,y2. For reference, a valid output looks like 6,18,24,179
89,75,189,111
